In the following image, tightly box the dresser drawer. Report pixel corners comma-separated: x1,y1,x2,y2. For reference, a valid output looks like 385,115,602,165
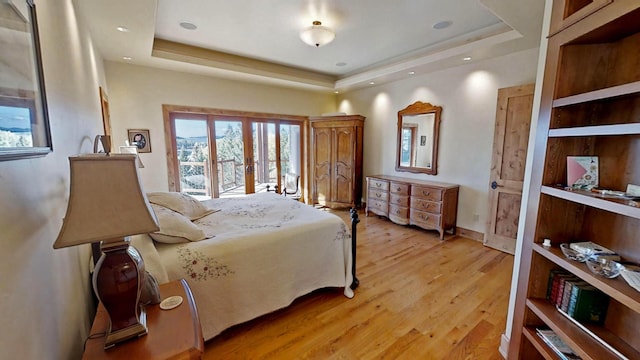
410,197,442,214
411,185,443,201
388,205,409,224
390,182,410,195
368,189,389,202
369,178,389,191
390,194,409,207
410,209,441,228
368,199,388,214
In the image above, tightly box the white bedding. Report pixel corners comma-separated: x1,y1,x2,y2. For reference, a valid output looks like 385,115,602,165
133,192,354,340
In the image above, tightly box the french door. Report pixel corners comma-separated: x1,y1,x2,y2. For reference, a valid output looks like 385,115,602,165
167,110,302,199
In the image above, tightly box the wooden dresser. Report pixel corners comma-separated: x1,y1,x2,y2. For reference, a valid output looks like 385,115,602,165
366,175,459,239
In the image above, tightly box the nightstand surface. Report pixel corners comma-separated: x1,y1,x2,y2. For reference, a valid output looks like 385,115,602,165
83,279,204,360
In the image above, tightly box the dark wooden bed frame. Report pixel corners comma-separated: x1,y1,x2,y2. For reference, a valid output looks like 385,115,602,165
350,208,360,290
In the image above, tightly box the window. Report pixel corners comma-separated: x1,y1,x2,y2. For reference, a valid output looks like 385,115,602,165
164,106,305,199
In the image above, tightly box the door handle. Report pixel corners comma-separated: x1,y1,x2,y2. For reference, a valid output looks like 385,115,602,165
491,181,502,189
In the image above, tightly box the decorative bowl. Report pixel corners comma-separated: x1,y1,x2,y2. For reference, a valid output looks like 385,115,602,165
586,257,625,278
560,243,592,262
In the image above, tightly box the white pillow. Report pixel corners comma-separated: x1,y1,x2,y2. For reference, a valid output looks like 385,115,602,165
147,192,215,220
149,204,206,243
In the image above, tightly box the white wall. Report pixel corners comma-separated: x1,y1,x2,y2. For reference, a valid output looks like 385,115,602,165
0,1,107,358
104,62,336,192
339,48,539,234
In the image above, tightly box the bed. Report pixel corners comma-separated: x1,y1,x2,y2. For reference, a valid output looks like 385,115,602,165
131,192,358,341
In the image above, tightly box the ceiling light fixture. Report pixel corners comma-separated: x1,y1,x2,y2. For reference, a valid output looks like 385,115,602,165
179,22,197,30
463,56,472,61
408,71,416,75
122,56,133,61
433,20,453,30
116,26,129,32
300,21,335,47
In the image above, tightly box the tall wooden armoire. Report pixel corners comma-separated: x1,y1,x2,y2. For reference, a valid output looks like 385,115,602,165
308,115,365,209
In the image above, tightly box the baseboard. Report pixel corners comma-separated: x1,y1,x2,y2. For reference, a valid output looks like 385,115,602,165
499,333,509,359
457,227,484,242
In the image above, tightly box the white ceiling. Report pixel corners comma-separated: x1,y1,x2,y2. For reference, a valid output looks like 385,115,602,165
75,0,544,92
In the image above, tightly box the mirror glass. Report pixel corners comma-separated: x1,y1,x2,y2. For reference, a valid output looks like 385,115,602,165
0,0,51,161
396,102,441,175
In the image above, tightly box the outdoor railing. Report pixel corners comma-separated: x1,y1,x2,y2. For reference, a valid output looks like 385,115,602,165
179,158,289,197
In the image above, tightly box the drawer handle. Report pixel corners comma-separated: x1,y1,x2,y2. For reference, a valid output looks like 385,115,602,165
376,183,382,187
376,193,382,198
421,215,429,220
423,191,430,196
395,209,401,214
396,187,401,191
423,204,429,209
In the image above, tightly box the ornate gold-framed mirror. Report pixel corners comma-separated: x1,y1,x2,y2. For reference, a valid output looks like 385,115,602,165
395,101,441,175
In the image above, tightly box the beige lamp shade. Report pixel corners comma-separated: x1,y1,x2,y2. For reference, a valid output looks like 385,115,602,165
120,145,145,168
54,154,159,249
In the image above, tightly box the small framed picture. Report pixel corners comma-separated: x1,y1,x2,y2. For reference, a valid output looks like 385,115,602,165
127,129,151,153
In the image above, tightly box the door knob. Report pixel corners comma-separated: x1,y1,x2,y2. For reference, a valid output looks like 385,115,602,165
491,181,501,189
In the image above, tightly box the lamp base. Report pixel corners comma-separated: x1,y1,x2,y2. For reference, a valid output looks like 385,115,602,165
104,308,147,349
93,238,148,349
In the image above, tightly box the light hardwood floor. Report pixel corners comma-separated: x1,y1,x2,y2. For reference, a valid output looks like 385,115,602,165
204,209,514,359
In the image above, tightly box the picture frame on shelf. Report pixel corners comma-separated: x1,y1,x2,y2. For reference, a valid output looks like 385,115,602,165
128,129,151,153
567,156,598,190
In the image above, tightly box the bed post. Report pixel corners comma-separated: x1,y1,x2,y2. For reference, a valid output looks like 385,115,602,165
350,208,360,290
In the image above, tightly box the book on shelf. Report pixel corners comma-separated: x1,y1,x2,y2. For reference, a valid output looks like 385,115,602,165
561,280,587,312
567,283,609,325
547,269,610,325
547,269,568,301
549,271,579,307
536,328,582,360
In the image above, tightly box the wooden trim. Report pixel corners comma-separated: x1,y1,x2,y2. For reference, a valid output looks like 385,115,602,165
163,104,308,122
457,227,484,242
152,38,337,88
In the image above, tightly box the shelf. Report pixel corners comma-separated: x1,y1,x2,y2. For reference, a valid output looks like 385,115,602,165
533,243,640,313
549,123,640,137
527,298,640,360
522,327,564,360
552,81,640,108
541,186,640,219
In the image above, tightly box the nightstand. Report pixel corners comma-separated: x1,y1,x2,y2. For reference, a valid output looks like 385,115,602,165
83,279,204,359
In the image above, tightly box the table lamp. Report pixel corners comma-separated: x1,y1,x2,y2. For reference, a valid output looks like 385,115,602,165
54,154,159,348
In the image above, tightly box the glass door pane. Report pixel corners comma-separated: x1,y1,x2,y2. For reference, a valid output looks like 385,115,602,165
280,123,301,176
214,120,246,198
280,123,302,197
252,122,276,193
175,118,212,199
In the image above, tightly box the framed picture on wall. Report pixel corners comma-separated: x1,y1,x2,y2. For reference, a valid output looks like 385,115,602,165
127,129,151,153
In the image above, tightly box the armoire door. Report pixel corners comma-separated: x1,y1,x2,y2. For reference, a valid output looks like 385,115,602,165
312,127,332,204
333,126,356,205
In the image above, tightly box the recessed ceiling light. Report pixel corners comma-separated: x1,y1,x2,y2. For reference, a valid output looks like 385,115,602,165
179,22,197,30
336,62,347,67
334,91,340,94
463,56,472,61
408,71,416,75
369,81,375,85
116,26,129,32
122,56,133,61
433,20,452,30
